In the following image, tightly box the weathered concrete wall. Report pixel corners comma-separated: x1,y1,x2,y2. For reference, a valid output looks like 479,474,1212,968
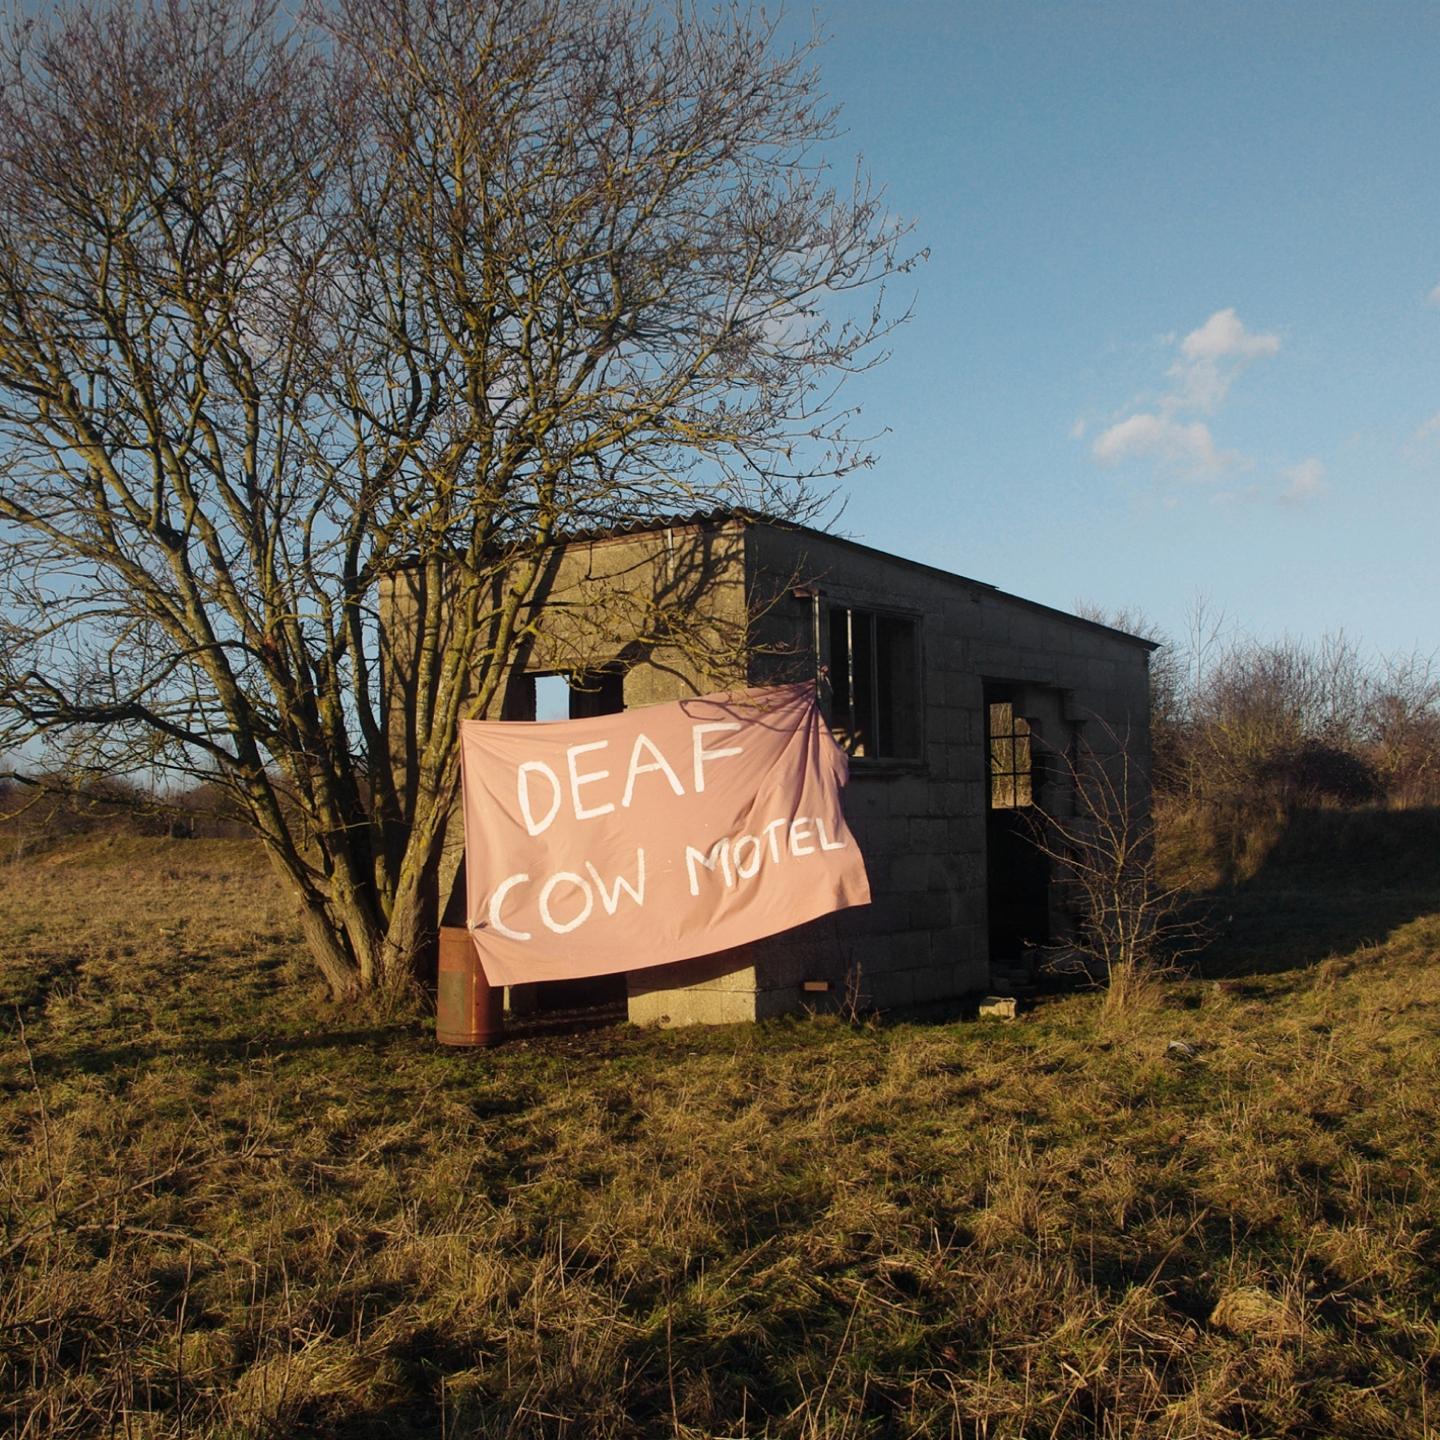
391,516,1153,1027
501,520,764,1024
722,522,1154,1021
378,517,750,727
381,521,751,950
511,518,752,705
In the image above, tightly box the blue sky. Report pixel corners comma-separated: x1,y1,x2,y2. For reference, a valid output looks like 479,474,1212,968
783,1,1440,656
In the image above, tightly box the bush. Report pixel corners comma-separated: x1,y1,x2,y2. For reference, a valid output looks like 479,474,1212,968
1080,603,1440,812
1366,665,1440,807
1253,741,1383,807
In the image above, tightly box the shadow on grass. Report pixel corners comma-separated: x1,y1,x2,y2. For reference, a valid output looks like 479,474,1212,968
1193,805,1440,981
23,1023,419,1081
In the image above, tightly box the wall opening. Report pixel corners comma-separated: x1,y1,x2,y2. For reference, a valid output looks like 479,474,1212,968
983,684,1051,962
533,673,570,721
526,667,627,722
824,604,921,759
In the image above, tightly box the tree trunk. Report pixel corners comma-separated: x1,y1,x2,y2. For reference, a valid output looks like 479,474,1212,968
380,808,454,994
381,887,435,994
295,898,362,998
262,845,367,999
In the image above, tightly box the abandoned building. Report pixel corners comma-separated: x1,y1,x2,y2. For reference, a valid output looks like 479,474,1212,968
387,510,1157,1026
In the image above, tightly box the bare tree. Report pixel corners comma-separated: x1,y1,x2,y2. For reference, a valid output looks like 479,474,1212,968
1028,723,1204,1010
0,0,916,995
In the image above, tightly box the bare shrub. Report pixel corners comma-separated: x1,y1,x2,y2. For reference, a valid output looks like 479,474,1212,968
1029,723,1205,1010
1072,601,1191,797
1253,740,1384,807
1364,653,1440,807
1081,597,1440,859
0,766,265,848
0,0,917,997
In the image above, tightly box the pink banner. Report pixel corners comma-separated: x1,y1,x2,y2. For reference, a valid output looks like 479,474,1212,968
459,683,870,987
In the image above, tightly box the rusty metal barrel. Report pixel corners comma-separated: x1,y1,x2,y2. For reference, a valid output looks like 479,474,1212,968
436,925,504,1047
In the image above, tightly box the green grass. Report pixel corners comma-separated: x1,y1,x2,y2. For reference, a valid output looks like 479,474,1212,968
2,819,1439,1438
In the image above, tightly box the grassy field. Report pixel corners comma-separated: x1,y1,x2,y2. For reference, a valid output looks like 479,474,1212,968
2,816,1438,1438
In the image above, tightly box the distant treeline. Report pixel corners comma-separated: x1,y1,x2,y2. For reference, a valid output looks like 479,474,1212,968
1086,603,1440,811
0,773,254,846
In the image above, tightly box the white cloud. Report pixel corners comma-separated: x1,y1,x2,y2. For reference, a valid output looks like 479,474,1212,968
1427,283,1440,308
1092,412,1227,473
1406,411,1440,462
1168,307,1280,413
1179,308,1281,362
1069,417,1087,441
1280,457,1325,503
1088,307,1280,481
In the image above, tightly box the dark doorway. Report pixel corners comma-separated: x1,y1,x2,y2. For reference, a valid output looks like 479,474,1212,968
984,686,1051,962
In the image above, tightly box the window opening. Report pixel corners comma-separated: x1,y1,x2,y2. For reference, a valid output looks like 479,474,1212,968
529,669,626,722
566,668,625,718
988,701,1034,808
533,674,570,721
825,606,919,759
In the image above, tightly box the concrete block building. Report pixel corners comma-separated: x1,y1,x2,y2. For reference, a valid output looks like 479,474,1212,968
393,510,1156,1025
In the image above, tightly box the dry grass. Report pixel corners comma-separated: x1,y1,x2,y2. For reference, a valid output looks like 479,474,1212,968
2,823,1439,1437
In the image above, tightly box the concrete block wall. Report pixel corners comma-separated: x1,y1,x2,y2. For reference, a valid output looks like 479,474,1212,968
410,514,1154,1028
730,522,1153,1024
514,519,751,695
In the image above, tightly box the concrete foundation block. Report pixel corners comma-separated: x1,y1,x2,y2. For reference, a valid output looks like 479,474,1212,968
979,995,1018,1020
629,985,760,1027
628,950,756,995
